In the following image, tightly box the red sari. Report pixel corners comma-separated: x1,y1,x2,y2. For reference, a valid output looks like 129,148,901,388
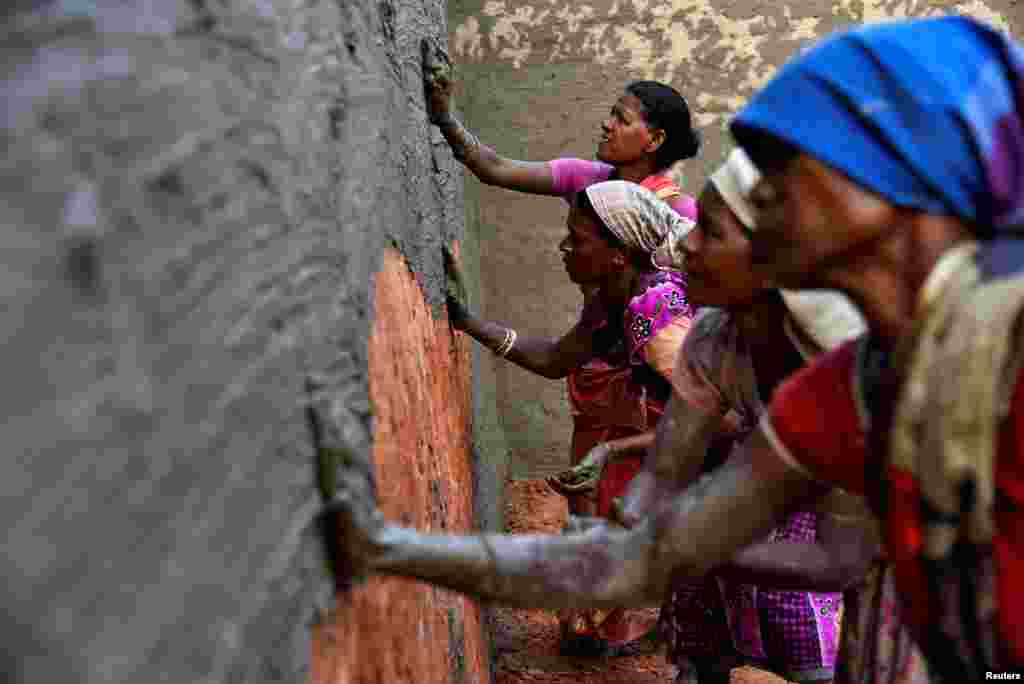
560,270,691,650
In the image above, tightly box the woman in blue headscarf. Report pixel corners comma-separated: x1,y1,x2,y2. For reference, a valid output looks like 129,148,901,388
729,15,1024,678
328,16,1023,682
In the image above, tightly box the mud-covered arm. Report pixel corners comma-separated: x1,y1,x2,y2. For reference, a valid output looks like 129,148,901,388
613,391,722,528
333,426,826,609
721,503,880,591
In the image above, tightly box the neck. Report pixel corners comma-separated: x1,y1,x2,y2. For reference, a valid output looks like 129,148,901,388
821,215,973,351
600,267,642,313
733,291,791,352
615,158,660,184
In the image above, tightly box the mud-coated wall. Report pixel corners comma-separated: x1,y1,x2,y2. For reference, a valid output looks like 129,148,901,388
450,0,1024,478
1,2,494,683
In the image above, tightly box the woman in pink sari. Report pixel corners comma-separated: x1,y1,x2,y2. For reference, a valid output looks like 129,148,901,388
426,58,701,653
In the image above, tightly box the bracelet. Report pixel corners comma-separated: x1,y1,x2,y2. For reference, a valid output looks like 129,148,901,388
433,112,457,128
443,118,480,164
494,327,517,357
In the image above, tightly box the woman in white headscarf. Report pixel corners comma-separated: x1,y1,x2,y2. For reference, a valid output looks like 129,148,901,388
446,180,695,654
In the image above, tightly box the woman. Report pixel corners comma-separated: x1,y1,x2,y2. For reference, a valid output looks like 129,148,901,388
445,179,694,653
425,48,702,653
573,149,927,684
423,48,699,219
332,17,1023,679
555,149,862,684
727,16,1024,677
424,59,702,518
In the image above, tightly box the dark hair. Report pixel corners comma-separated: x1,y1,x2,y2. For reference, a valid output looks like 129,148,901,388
625,80,701,169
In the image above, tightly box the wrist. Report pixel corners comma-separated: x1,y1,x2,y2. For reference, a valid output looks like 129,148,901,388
365,522,400,570
435,112,457,128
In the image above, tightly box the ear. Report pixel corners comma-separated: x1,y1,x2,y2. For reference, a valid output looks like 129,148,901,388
645,128,666,154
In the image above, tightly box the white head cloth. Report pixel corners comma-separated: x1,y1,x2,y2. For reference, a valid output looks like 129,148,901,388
709,148,867,352
584,180,695,270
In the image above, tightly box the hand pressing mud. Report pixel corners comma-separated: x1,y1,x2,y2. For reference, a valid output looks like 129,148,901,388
422,38,455,126
318,463,385,587
547,442,611,495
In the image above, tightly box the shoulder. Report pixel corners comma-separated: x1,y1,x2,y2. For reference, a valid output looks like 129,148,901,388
626,271,693,360
672,308,744,404
685,308,734,347
628,271,691,317
547,158,615,197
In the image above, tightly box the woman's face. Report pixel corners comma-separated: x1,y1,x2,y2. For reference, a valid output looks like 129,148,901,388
683,184,767,308
597,94,662,166
559,206,625,285
748,151,899,289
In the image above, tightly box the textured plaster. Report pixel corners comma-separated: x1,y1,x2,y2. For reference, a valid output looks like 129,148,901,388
1,1,496,682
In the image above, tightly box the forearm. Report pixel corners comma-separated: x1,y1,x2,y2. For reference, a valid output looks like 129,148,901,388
617,400,719,524
722,541,854,592
436,115,501,182
435,114,556,194
721,500,879,591
605,432,655,461
369,522,658,609
459,310,583,379
364,435,820,611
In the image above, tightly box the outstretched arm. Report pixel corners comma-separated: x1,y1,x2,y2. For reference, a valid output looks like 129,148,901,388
445,250,598,379
332,426,826,609
450,304,599,379
720,493,880,591
423,41,558,195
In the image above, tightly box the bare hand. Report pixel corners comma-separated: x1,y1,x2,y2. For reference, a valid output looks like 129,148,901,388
548,442,611,495
443,245,470,330
422,38,455,126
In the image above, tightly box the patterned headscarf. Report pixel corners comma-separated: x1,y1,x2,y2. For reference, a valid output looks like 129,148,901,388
732,15,1024,234
708,148,866,354
584,180,695,270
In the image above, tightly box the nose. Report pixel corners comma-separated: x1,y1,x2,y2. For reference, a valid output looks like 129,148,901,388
559,235,571,254
601,118,613,134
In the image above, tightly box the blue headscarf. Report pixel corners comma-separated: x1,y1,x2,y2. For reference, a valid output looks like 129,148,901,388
731,16,1024,234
